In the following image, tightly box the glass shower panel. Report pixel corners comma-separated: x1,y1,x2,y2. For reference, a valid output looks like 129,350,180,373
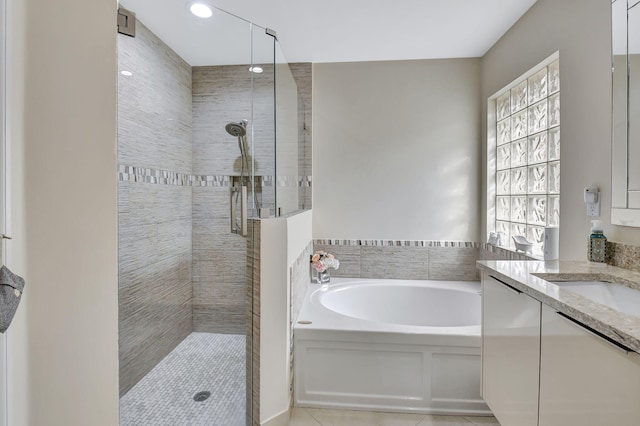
297,88,311,210
250,27,276,217
274,42,300,216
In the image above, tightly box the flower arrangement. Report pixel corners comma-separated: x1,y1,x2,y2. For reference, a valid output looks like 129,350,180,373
310,250,340,273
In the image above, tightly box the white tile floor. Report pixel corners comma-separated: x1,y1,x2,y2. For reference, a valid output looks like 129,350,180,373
289,408,501,426
120,332,246,426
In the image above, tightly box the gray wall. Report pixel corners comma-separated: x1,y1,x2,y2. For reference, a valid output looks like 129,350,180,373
312,58,481,241
9,0,119,421
480,0,640,255
118,22,193,395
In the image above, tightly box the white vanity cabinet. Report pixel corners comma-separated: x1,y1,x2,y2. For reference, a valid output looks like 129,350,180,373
481,273,541,426
539,304,640,426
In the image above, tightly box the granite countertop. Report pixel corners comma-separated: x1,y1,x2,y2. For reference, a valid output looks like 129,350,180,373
476,260,640,353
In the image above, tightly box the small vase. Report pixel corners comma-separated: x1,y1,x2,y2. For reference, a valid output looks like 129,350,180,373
313,269,330,284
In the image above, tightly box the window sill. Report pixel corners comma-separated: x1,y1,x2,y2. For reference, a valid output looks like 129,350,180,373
481,243,542,261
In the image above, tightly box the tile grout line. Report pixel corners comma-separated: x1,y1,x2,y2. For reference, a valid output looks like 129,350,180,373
412,414,427,426
301,408,322,425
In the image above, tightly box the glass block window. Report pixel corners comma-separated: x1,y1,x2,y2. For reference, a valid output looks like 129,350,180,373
494,59,560,256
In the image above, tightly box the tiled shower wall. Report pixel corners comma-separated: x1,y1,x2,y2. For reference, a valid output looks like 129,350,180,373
118,22,193,395
191,65,275,333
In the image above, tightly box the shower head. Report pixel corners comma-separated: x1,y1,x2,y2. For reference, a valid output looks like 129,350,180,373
225,121,247,137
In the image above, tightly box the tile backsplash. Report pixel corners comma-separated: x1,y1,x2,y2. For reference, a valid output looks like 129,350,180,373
607,241,640,273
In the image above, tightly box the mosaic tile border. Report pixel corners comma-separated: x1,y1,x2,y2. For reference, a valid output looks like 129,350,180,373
118,165,193,186
118,164,311,188
314,239,480,248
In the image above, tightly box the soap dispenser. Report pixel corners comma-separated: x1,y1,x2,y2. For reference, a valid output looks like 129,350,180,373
588,220,607,263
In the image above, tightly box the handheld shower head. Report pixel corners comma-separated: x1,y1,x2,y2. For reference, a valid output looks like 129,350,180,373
225,121,247,137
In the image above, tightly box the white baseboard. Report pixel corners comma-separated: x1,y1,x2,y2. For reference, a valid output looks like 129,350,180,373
262,408,290,426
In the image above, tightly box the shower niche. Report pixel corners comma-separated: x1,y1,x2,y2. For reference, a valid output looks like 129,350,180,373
116,2,310,425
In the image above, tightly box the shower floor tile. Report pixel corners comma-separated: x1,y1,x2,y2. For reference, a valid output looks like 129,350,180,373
120,332,246,426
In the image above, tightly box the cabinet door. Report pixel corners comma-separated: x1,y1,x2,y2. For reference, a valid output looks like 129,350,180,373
482,273,540,426
539,304,640,426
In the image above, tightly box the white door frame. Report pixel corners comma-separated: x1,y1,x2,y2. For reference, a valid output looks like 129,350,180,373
0,0,8,423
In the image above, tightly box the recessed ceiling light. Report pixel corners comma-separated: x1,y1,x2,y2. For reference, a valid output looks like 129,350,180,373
249,66,263,74
190,2,213,18
120,70,133,77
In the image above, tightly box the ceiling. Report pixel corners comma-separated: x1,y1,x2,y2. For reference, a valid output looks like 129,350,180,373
120,0,539,66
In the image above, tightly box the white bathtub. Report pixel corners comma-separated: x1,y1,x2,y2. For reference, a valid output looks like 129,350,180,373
294,278,490,415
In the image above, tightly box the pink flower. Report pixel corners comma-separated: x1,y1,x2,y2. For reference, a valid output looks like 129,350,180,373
310,250,339,273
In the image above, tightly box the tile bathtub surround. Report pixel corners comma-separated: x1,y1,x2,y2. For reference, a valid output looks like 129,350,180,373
289,242,314,404
313,240,481,281
291,242,314,324
117,20,193,396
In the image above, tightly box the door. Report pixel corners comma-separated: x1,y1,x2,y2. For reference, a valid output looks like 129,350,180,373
0,0,7,422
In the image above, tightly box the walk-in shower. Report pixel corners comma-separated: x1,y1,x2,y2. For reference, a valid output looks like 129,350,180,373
116,1,309,425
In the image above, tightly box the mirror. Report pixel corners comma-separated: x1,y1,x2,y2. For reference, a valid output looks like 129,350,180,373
612,0,640,226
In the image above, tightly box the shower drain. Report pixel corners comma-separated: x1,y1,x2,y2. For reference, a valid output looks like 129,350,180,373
193,391,211,402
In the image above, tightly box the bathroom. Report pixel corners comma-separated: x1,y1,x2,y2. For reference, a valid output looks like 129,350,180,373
1,0,640,425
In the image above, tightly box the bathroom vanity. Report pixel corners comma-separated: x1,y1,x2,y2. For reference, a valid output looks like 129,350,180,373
477,260,640,426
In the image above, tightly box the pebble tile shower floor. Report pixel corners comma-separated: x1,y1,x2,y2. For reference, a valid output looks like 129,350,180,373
120,332,245,426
